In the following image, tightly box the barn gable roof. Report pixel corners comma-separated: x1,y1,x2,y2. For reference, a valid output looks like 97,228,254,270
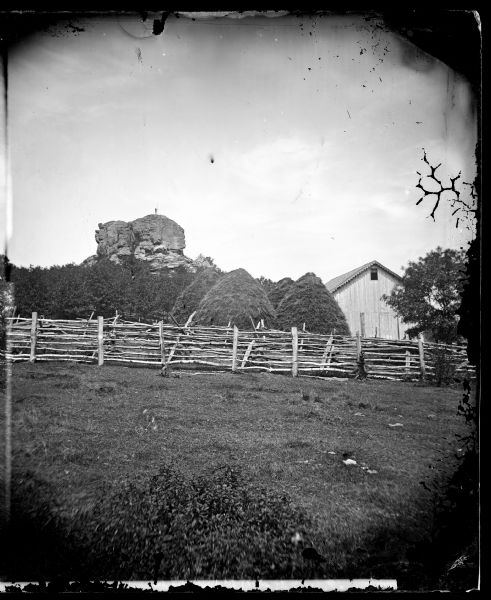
325,260,402,293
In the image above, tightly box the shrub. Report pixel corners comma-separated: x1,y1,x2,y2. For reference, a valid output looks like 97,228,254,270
30,464,319,580
429,347,458,387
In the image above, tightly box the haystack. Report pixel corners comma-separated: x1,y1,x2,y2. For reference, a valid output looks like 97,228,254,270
171,268,222,324
268,277,296,309
276,272,350,335
194,268,277,329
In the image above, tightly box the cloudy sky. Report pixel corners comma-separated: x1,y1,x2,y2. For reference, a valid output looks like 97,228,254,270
3,11,478,282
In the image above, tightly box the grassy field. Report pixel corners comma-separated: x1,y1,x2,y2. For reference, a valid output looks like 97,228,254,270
1,362,475,587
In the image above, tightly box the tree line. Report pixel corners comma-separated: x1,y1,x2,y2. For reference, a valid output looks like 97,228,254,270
2,244,469,345
2,256,196,322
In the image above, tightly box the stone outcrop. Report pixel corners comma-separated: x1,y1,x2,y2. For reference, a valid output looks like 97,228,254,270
89,214,196,272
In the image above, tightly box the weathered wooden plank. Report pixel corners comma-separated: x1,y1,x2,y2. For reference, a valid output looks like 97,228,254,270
241,339,255,368
320,335,334,370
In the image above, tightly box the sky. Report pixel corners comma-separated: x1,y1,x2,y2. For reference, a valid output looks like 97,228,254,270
2,11,478,283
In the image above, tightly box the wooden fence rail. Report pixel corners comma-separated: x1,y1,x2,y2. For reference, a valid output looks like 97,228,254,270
3,313,476,382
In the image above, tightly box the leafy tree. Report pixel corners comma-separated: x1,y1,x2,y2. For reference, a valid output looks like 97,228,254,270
6,253,196,322
9,264,51,317
194,254,222,273
82,259,130,318
151,266,195,318
383,247,467,344
44,264,90,318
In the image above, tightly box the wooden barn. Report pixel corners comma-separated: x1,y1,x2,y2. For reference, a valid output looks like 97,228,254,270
325,260,410,340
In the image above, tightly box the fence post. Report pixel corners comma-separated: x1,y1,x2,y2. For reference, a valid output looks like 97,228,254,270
232,325,239,372
159,321,166,367
356,330,362,361
97,316,104,366
292,327,298,377
418,333,426,379
405,350,411,378
29,311,38,363
360,313,366,338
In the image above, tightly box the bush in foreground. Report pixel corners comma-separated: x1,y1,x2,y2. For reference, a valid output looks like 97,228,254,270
9,464,325,581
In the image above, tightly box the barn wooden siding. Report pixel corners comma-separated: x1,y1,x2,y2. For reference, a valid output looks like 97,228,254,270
331,268,410,340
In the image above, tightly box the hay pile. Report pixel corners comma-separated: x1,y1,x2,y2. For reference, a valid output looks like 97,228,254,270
276,272,350,335
267,277,296,309
171,268,222,324
194,268,277,329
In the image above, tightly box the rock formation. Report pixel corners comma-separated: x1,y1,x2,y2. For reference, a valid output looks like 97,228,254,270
86,214,196,272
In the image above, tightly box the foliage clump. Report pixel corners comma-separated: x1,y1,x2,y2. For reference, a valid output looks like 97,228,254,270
9,465,319,581
4,256,194,322
194,268,277,329
89,464,317,580
428,347,459,387
276,272,350,335
382,247,467,344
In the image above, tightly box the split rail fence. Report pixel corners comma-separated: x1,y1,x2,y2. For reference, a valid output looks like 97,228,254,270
3,313,475,382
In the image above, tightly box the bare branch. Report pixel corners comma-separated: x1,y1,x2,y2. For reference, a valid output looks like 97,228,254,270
416,149,477,229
